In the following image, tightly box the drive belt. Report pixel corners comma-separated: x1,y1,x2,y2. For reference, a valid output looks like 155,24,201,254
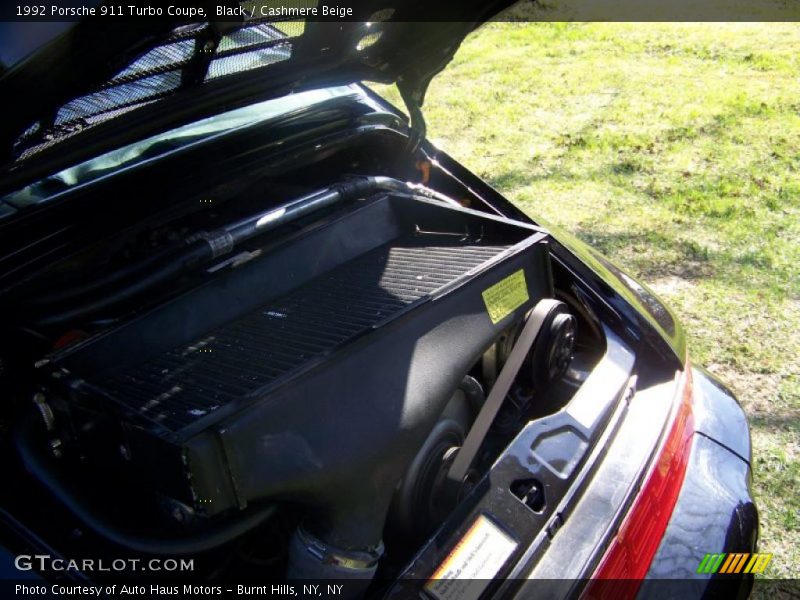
447,298,565,485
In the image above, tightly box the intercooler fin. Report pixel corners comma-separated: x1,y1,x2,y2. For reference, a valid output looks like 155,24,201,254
96,235,510,432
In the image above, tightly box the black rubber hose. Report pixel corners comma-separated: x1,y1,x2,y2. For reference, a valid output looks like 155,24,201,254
32,177,456,328
14,415,277,556
458,375,486,416
30,244,180,306
33,240,212,328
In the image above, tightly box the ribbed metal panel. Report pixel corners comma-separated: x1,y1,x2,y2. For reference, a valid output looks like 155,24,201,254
96,235,509,432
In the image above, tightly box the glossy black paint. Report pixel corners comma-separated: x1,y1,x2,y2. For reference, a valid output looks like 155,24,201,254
641,437,756,598
691,367,752,463
642,368,757,594
0,3,519,187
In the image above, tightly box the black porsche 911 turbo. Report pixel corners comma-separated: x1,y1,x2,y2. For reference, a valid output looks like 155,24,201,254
0,3,758,599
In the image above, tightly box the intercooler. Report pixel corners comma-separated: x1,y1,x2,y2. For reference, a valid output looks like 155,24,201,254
96,238,516,433
44,192,552,545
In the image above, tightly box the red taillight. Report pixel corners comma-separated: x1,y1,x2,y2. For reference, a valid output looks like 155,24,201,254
584,366,695,599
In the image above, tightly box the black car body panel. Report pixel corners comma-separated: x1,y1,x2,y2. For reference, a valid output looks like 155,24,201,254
641,437,756,598
0,2,516,191
642,368,757,597
691,367,752,463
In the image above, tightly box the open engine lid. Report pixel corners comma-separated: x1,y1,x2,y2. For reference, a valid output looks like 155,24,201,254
0,1,516,191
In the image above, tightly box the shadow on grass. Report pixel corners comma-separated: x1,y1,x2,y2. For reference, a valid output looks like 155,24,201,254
542,227,782,296
483,100,786,197
573,229,712,276
749,412,800,434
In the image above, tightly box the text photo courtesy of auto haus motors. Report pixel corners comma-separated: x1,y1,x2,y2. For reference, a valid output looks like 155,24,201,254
0,1,797,599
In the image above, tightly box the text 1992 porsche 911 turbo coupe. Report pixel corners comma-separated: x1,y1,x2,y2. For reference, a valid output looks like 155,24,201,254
0,2,758,599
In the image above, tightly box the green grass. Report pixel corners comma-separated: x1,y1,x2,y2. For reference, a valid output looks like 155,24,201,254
375,22,799,578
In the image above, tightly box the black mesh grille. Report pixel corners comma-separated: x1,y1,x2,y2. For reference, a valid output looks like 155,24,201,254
95,235,510,432
206,44,293,80
13,15,307,160
59,71,184,124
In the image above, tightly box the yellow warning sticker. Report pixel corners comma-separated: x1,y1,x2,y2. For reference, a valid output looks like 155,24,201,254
425,514,518,600
481,270,529,324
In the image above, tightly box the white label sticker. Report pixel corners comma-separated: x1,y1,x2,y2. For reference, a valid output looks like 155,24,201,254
425,514,518,600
